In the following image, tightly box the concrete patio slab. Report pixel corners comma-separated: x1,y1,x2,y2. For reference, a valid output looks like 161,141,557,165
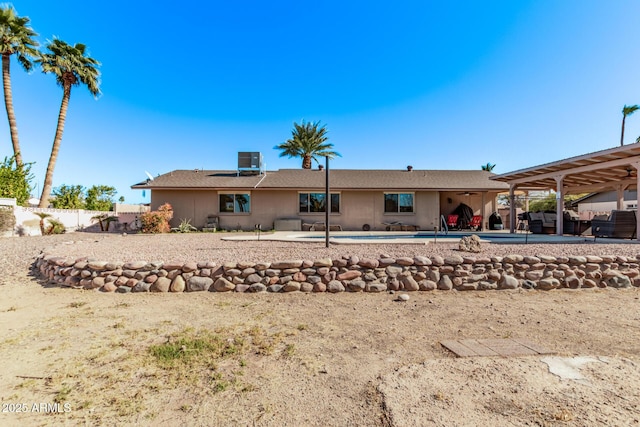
441,338,555,358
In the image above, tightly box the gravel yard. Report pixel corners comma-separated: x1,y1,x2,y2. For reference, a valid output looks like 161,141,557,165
1,232,640,426
6,232,640,269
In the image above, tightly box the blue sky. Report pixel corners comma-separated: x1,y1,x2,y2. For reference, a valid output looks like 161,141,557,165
1,0,640,204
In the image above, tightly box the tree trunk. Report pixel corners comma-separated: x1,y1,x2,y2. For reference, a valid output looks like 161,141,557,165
39,85,71,208
621,115,626,146
302,155,312,169
2,53,22,167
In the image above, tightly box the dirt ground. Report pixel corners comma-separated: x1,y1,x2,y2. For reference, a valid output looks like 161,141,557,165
1,235,640,426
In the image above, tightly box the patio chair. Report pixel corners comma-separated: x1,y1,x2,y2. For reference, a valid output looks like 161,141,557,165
528,211,557,234
310,222,342,231
591,210,636,239
446,215,459,230
382,221,419,231
468,215,482,231
383,221,403,231
562,211,582,235
202,216,218,232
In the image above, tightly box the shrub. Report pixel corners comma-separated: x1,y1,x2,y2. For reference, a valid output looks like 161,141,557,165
0,156,33,206
46,218,66,235
51,184,85,209
171,218,197,233
140,203,173,233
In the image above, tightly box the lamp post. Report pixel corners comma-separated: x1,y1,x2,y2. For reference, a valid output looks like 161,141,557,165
325,155,330,248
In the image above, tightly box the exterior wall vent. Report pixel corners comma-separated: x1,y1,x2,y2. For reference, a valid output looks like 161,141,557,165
238,152,263,175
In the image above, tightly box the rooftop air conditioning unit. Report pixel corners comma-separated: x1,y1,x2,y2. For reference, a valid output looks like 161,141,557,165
238,152,263,175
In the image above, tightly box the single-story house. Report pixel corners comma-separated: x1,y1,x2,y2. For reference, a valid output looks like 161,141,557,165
132,161,509,231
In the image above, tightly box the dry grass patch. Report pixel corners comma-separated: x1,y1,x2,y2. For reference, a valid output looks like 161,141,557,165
67,301,87,308
15,323,299,424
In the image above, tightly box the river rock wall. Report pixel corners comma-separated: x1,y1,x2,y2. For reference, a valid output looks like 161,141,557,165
34,253,640,293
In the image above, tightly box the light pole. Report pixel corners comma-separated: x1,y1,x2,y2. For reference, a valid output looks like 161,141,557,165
325,155,330,248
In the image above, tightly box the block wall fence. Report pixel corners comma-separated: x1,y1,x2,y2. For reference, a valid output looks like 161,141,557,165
35,253,639,293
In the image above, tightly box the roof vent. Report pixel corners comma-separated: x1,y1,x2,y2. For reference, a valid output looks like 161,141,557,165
407,165,413,172
238,152,263,176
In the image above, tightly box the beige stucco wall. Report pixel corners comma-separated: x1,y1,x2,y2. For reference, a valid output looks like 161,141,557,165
152,189,447,231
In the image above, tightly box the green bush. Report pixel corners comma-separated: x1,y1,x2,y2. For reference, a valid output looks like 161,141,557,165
46,218,65,235
51,184,85,209
0,156,33,206
85,185,117,211
171,218,197,233
140,203,173,233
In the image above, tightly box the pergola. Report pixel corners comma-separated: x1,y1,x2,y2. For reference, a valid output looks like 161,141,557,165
491,142,640,239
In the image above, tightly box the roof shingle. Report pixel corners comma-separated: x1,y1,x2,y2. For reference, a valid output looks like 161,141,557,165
132,169,509,191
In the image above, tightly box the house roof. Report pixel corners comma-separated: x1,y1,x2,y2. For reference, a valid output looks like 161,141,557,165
491,142,640,192
131,168,509,192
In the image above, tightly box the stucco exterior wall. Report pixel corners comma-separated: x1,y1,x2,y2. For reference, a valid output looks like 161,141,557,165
151,189,448,231
151,190,217,229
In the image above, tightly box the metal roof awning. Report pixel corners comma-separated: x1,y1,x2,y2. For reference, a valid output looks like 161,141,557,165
491,142,640,240
491,142,640,193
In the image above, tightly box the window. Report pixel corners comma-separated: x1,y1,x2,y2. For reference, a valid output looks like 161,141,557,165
384,193,414,213
299,193,340,213
219,193,251,213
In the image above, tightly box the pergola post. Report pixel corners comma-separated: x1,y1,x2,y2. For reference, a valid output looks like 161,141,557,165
616,184,626,210
509,184,516,233
554,175,564,236
634,162,640,242
481,192,485,231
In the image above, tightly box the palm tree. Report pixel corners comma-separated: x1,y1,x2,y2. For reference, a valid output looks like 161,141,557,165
481,163,496,171
36,39,101,208
0,6,38,167
34,212,51,235
621,105,639,146
275,120,340,169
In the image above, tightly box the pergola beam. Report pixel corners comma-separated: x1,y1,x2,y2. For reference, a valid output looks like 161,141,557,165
492,143,640,241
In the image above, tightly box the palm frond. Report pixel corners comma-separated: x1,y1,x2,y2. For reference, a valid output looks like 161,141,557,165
623,105,639,116
0,5,38,70
36,38,101,98
275,120,340,168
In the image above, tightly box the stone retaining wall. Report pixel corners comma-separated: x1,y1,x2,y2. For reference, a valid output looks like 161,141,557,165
34,253,640,293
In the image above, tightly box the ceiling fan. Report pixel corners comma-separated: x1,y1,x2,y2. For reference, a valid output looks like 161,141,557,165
457,191,479,196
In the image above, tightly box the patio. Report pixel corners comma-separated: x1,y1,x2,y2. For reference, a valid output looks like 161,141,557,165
220,230,640,245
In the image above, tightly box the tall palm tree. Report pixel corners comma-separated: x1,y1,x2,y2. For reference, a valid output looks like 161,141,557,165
481,163,496,171
36,39,100,208
621,105,639,146
275,120,339,169
0,6,38,167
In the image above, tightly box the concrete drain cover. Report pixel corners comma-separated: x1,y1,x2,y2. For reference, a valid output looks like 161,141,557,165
440,338,554,358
